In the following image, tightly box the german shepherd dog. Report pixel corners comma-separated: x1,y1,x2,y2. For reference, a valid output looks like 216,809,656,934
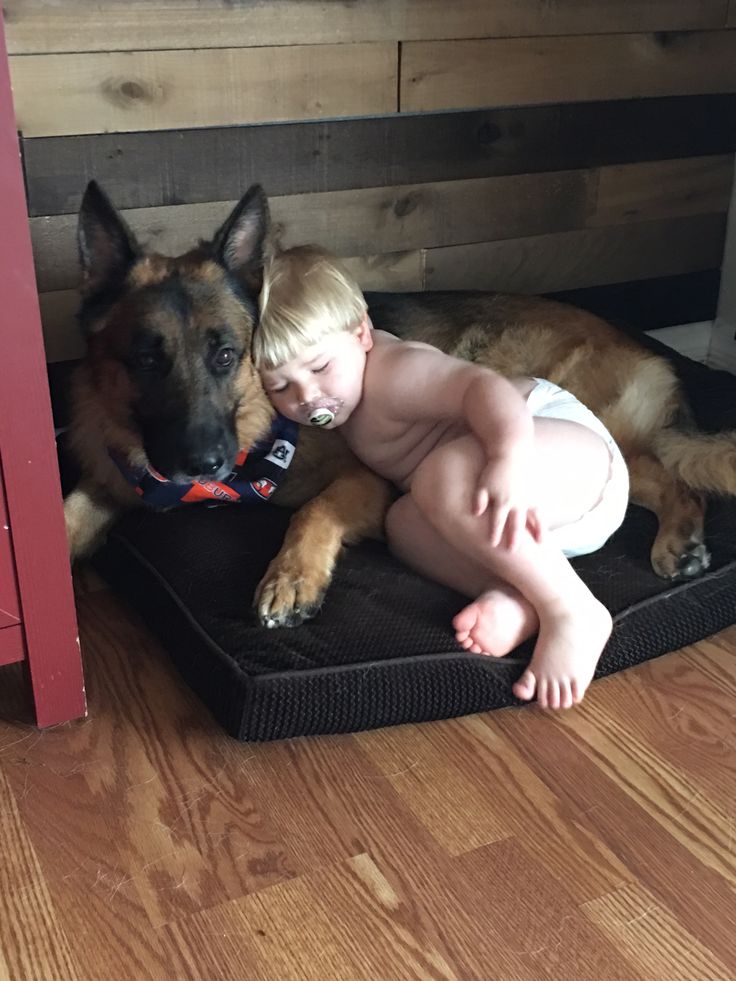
64,181,736,627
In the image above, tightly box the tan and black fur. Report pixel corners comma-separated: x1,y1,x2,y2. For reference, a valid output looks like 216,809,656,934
372,289,736,581
64,182,736,628
64,181,391,627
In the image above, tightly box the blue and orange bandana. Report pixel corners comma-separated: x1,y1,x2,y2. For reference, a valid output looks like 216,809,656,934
110,414,298,509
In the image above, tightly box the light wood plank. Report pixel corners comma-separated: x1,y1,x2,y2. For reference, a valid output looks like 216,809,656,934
582,882,734,981
601,634,736,817
424,214,727,294
37,251,424,363
356,722,510,855
3,584,736,979
592,154,735,226
165,853,461,981
4,0,728,54
342,250,424,292
402,31,736,112
554,695,736,890
272,171,592,257
0,768,80,981
9,43,397,137
358,716,630,902
452,838,644,980
38,290,84,362
30,170,593,293
492,693,736,972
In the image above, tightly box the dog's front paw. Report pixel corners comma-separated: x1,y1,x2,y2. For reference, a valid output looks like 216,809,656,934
254,558,329,628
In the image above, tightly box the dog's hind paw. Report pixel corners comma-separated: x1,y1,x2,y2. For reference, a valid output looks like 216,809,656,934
652,539,711,580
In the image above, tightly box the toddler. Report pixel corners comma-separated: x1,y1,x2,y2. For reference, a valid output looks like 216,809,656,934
255,247,629,709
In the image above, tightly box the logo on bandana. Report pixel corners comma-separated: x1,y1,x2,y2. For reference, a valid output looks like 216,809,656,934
251,477,277,500
265,438,295,469
109,414,298,509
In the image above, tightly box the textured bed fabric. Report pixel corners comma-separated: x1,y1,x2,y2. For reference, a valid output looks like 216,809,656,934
91,333,736,741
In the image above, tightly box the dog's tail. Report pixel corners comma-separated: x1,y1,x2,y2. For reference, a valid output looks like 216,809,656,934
654,428,736,495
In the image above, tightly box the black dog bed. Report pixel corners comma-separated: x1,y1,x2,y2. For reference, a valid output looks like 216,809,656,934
91,334,736,741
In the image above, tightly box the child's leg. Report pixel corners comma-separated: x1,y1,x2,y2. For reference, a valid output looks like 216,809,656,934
386,493,539,656
407,421,615,708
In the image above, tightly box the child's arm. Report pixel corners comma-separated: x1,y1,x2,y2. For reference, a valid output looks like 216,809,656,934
460,370,542,550
375,339,542,549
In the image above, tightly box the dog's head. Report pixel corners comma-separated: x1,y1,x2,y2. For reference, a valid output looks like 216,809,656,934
77,181,274,482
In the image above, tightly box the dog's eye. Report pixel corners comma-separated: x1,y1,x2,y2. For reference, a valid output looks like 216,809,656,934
134,351,158,371
214,347,236,369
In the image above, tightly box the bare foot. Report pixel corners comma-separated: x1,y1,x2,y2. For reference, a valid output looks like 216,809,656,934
512,596,612,709
453,585,539,657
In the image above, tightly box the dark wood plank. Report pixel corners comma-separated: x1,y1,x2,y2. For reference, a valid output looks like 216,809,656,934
23,95,736,216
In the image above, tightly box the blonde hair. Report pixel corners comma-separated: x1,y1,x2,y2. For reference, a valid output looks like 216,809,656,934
254,245,367,369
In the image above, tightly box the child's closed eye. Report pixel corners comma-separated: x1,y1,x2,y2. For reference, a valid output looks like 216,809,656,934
312,362,330,374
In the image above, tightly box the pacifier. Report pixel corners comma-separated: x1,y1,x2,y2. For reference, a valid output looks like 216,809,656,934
304,397,342,427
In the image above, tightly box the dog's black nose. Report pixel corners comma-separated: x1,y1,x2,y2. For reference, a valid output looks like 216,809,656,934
184,453,225,478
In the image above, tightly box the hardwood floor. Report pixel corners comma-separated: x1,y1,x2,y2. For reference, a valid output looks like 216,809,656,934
1,585,735,981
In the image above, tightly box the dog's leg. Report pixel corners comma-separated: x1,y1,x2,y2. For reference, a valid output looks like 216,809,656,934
64,481,122,560
255,467,392,627
627,454,710,579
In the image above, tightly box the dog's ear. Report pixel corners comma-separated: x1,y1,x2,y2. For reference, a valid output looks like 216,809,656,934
78,181,139,296
212,184,270,291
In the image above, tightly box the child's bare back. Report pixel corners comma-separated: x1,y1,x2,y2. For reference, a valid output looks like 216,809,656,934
340,330,534,490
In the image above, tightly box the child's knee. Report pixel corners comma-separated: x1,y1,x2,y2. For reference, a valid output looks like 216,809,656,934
385,496,408,543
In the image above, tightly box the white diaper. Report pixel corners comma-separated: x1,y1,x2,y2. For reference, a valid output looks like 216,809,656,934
527,378,629,558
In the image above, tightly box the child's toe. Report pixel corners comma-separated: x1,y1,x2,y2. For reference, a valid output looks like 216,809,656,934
514,668,537,702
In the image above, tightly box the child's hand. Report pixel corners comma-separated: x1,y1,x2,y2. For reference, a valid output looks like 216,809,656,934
474,452,544,550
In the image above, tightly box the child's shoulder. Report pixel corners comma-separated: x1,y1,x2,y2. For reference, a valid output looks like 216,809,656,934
372,330,439,359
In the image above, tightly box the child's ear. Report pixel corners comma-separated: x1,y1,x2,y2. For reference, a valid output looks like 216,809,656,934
355,312,373,351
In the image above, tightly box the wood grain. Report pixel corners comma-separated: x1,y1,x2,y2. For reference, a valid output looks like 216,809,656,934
0,768,80,980
402,31,736,112
424,214,727,294
29,155,732,294
9,43,397,136
29,170,591,292
23,95,736,216
2,589,736,979
582,882,734,980
4,0,729,54
36,251,423,363
591,154,734,226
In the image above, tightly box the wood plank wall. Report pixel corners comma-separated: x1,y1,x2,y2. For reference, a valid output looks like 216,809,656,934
4,0,736,367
